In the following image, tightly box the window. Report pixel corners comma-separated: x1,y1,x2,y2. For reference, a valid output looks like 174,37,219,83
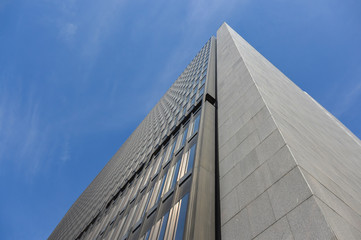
166,140,177,164
122,184,135,208
197,85,204,99
186,144,196,173
97,201,118,236
121,203,138,235
185,95,190,105
157,174,167,202
200,75,206,86
182,106,187,116
133,190,152,226
162,159,181,196
161,193,190,240
110,195,126,221
173,194,190,240
180,125,189,149
141,191,189,240
193,87,197,96
145,217,162,240
203,65,208,72
178,144,197,180
202,69,207,78
152,146,167,177
147,173,167,211
158,211,170,240
191,114,201,136
141,164,154,189
110,214,128,239
190,96,195,107
147,181,161,211
130,174,143,201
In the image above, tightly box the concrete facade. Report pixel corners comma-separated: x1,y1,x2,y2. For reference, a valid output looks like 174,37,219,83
217,23,361,240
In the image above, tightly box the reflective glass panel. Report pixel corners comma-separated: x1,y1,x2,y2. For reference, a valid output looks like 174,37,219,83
174,194,189,240
167,140,177,163
180,126,189,148
186,144,196,173
158,211,170,240
192,114,200,135
162,165,175,196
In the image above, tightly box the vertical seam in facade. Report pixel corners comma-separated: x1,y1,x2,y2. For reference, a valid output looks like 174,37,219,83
214,37,222,240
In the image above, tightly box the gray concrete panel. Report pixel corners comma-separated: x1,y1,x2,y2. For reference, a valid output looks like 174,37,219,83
287,197,336,240
218,22,361,239
253,217,294,240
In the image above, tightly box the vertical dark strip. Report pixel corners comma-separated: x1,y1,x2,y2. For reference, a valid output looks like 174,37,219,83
214,38,222,240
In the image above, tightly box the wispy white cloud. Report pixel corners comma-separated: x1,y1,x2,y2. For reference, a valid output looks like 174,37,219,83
58,22,77,43
334,81,361,116
0,75,51,176
54,0,127,83
60,136,71,163
79,0,126,58
330,67,361,117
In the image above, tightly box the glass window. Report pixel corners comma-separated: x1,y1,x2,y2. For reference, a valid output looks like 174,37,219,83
180,125,189,149
153,146,167,176
163,201,179,239
190,96,195,106
156,174,167,203
130,175,143,200
203,64,208,72
127,183,137,200
147,172,167,211
111,214,128,240
147,218,162,240
151,156,161,177
178,144,196,180
174,133,182,152
96,201,118,237
182,106,187,117
161,193,190,240
174,194,190,240
109,194,126,224
121,203,138,235
142,164,154,188
186,144,196,173
162,159,180,196
143,229,151,240
147,181,161,211
193,87,197,96
198,86,204,99
133,190,152,225
200,75,206,86
166,140,177,164
202,69,207,77
178,151,188,180
122,184,134,208
192,114,201,135
158,211,170,240
170,160,181,189
162,166,174,197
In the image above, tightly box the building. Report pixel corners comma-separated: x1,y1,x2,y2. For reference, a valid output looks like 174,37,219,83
49,23,361,240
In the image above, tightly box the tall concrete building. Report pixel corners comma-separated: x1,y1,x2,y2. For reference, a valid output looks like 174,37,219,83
49,23,361,240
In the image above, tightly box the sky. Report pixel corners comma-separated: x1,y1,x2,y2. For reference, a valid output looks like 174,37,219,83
0,0,360,239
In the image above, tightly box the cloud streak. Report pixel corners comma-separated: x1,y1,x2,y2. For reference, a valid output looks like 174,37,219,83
331,68,361,118
0,75,50,177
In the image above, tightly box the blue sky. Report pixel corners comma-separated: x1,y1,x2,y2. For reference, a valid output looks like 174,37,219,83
0,0,360,239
